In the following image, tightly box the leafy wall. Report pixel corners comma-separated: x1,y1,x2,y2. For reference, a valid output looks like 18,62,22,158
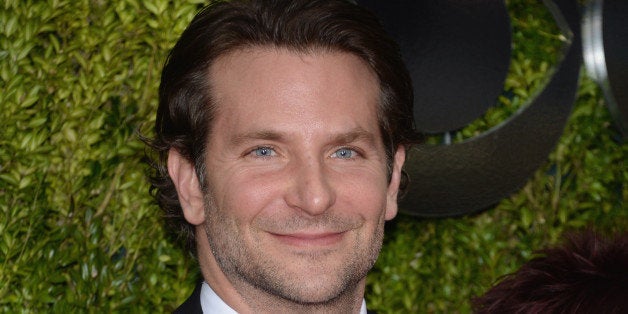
1,0,626,312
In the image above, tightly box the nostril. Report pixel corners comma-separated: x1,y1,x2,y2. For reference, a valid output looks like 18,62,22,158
285,164,336,216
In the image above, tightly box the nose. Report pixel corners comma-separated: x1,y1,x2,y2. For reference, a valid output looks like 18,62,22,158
285,157,336,216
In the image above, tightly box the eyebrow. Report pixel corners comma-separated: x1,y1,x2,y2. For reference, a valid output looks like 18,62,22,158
329,127,378,147
230,130,285,147
229,127,379,148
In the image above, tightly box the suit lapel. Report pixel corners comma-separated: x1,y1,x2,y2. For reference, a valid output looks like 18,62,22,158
173,282,203,314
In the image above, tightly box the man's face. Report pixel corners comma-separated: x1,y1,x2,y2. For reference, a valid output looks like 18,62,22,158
189,47,404,305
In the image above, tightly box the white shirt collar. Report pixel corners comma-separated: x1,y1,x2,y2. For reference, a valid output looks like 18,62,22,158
200,282,367,314
200,282,238,314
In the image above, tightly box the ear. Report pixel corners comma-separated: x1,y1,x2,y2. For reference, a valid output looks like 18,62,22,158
385,146,406,221
168,149,205,225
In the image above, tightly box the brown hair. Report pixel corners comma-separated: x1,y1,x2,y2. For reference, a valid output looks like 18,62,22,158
147,0,419,251
473,229,628,313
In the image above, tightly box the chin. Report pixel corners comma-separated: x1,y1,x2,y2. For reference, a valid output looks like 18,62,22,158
265,262,368,305
277,279,356,305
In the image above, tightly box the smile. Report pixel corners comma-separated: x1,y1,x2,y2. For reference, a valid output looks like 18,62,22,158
269,231,346,248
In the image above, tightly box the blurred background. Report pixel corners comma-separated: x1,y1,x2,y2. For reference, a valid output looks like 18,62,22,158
1,0,626,312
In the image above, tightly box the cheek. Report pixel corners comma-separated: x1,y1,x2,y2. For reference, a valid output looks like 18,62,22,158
210,164,390,220
335,171,389,215
212,170,286,220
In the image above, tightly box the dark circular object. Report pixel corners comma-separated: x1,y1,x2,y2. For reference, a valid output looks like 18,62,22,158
395,0,582,217
583,0,628,137
357,0,511,133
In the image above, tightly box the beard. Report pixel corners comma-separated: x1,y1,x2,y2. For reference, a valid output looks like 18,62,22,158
201,190,386,306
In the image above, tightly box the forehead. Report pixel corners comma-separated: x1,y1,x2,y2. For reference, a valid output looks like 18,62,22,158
207,47,382,142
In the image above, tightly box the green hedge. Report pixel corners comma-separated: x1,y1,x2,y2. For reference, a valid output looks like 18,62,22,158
1,0,626,312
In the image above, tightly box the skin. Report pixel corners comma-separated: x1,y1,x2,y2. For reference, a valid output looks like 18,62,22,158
168,47,406,313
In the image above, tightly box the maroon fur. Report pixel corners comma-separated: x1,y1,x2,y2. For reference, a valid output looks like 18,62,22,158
473,230,628,313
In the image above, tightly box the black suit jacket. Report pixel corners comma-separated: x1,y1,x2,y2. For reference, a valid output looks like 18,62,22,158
173,282,203,314
173,283,377,314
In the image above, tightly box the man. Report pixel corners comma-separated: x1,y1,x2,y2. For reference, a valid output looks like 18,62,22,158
148,0,418,312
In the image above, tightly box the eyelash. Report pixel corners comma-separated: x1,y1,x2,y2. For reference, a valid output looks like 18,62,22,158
245,146,364,159
248,146,277,158
331,147,362,160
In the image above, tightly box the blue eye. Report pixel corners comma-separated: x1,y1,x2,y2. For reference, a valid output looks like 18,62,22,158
253,147,275,157
332,148,356,159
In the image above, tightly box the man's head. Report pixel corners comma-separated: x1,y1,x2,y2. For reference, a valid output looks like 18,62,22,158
151,0,416,252
149,0,417,310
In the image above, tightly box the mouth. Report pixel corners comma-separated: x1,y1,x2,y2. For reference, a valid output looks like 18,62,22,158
269,231,346,248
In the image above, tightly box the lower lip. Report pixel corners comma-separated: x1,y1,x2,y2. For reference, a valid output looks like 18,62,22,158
271,232,345,248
